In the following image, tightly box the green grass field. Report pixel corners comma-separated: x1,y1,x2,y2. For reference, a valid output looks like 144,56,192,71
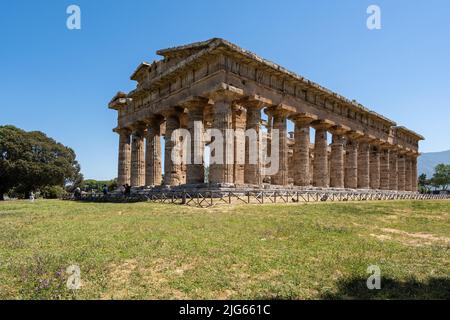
0,200,449,300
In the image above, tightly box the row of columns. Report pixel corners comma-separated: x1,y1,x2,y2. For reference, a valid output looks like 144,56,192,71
116,96,419,192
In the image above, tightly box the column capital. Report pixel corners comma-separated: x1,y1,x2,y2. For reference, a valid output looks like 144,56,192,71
113,127,132,135
355,134,377,143
266,103,296,117
179,96,212,110
311,119,335,130
130,121,146,135
346,130,364,140
237,94,272,109
206,83,244,103
291,112,318,125
329,124,351,136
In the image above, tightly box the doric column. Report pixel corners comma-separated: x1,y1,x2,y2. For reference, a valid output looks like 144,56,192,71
240,95,269,186
208,85,243,185
357,137,372,189
397,152,406,191
163,111,183,186
181,97,209,185
233,104,247,186
329,125,350,188
312,120,335,188
411,155,418,192
144,117,162,186
344,130,363,189
405,155,412,192
130,124,145,187
270,108,290,186
116,128,131,186
389,150,398,191
292,113,317,187
369,145,381,190
379,147,390,190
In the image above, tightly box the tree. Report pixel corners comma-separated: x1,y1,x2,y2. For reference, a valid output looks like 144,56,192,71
0,125,82,200
418,173,429,193
431,164,450,191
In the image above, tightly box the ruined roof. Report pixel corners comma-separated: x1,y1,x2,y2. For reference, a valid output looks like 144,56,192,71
152,38,399,126
393,126,425,141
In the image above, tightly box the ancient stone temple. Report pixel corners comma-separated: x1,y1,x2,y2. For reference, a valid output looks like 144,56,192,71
109,38,423,193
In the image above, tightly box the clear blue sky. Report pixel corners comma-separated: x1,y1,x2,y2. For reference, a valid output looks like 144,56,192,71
1,0,449,180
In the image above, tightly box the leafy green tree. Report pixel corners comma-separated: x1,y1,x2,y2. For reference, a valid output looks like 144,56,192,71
431,164,450,191
0,125,82,200
80,179,117,192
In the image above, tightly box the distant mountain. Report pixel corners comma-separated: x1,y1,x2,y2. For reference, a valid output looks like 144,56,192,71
418,150,450,177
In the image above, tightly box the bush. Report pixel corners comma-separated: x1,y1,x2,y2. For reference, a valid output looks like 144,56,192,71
40,186,67,199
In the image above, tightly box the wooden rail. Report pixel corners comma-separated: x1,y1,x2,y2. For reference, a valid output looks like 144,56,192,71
66,190,450,208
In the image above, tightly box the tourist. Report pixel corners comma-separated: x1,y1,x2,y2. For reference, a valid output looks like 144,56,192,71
102,184,108,195
29,191,35,202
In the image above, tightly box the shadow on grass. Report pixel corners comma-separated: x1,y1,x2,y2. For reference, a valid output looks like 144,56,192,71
322,277,450,300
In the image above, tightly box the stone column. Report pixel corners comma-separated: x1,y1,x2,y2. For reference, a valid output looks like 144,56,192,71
116,128,131,186
271,112,289,186
329,125,350,188
369,145,381,190
163,112,182,186
405,155,412,192
144,117,162,186
312,120,334,188
357,139,370,189
130,124,145,187
389,150,398,191
344,130,363,189
181,97,209,185
411,155,418,192
379,148,390,190
293,113,317,187
397,153,406,191
242,96,268,186
208,87,243,185
233,104,247,186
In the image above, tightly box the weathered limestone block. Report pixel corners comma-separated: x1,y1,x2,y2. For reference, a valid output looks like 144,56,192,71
379,148,390,190
117,128,131,186
389,151,398,191
130,125,145,187
145,117,162,186
397,154,406,191
369,145,380,189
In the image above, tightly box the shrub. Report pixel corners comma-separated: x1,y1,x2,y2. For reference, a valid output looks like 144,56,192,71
40,186,67,199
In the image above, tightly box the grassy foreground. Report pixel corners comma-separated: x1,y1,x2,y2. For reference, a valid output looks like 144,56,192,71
0,199,449,300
